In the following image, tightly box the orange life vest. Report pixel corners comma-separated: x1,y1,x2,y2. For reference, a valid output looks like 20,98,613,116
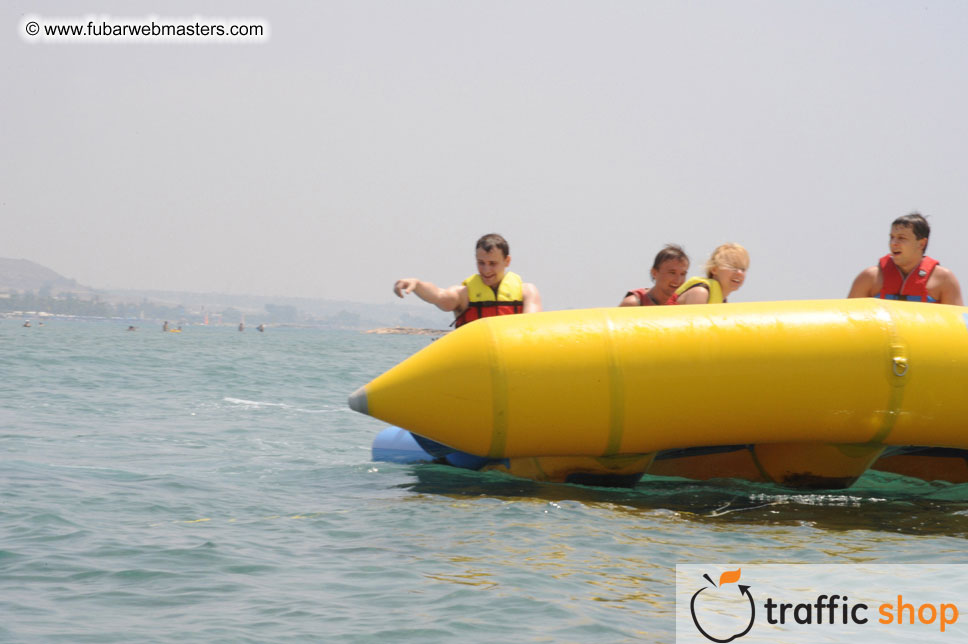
454,271,525,327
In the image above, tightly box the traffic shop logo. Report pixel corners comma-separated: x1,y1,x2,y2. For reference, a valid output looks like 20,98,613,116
690,568,755,643
682,565,962,641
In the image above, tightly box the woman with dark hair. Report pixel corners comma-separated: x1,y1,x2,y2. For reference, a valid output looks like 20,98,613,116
619,244,690,307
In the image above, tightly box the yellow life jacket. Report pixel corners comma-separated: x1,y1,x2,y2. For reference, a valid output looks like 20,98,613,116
455,271,525,327
674,276,724,304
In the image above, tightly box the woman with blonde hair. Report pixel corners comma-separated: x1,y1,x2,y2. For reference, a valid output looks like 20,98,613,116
670,243,749,304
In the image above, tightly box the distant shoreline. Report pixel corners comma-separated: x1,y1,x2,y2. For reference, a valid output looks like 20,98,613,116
3,312,445,333
365,326,449,336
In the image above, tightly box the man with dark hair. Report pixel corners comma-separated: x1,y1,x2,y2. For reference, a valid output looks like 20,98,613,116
619,244,690,307
393,233,542,327
848,213,963,305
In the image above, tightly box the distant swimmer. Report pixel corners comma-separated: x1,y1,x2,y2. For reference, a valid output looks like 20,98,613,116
239,322,245,332
23,320,31,327
393,233,542,327
162,321,169,332
127,326,137,331
257,324,265,332
619,244,689,307
848,212,963,305
671,243,749,304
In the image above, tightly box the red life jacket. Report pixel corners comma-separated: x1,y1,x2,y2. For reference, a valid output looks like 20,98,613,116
454,272,525,328
878,254,939,303
626,287,660,306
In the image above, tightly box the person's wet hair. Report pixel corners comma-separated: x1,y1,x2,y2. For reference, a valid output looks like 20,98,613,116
476,233,510,258
652,244,689,271
892,212,930,251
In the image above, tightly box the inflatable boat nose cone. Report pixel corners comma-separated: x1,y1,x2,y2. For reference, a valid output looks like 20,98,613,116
348,386,369,415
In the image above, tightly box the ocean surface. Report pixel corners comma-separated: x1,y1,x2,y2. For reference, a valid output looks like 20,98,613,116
3,319,968,643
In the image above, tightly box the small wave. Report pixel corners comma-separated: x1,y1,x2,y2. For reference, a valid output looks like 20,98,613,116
749,493,877,507
221,397,345,414
290,407,351,414
223,397,287,409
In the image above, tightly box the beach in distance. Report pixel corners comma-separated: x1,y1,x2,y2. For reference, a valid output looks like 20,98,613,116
4,319,968,643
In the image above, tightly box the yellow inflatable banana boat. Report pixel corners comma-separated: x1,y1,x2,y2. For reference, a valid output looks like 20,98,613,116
351,299,968,487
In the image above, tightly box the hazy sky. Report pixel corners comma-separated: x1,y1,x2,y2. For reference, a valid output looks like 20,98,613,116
4,1,968,311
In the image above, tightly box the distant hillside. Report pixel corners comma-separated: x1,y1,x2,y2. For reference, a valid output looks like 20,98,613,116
0,257,450,329
0,258,93,295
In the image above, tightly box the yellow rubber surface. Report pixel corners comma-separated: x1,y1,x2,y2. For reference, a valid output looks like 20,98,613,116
354,299,968,459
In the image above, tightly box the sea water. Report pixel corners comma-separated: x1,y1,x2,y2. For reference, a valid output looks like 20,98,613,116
2,319,968,643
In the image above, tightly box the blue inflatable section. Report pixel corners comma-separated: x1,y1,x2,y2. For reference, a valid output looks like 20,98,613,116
371,426,491,470
371,426,431,464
